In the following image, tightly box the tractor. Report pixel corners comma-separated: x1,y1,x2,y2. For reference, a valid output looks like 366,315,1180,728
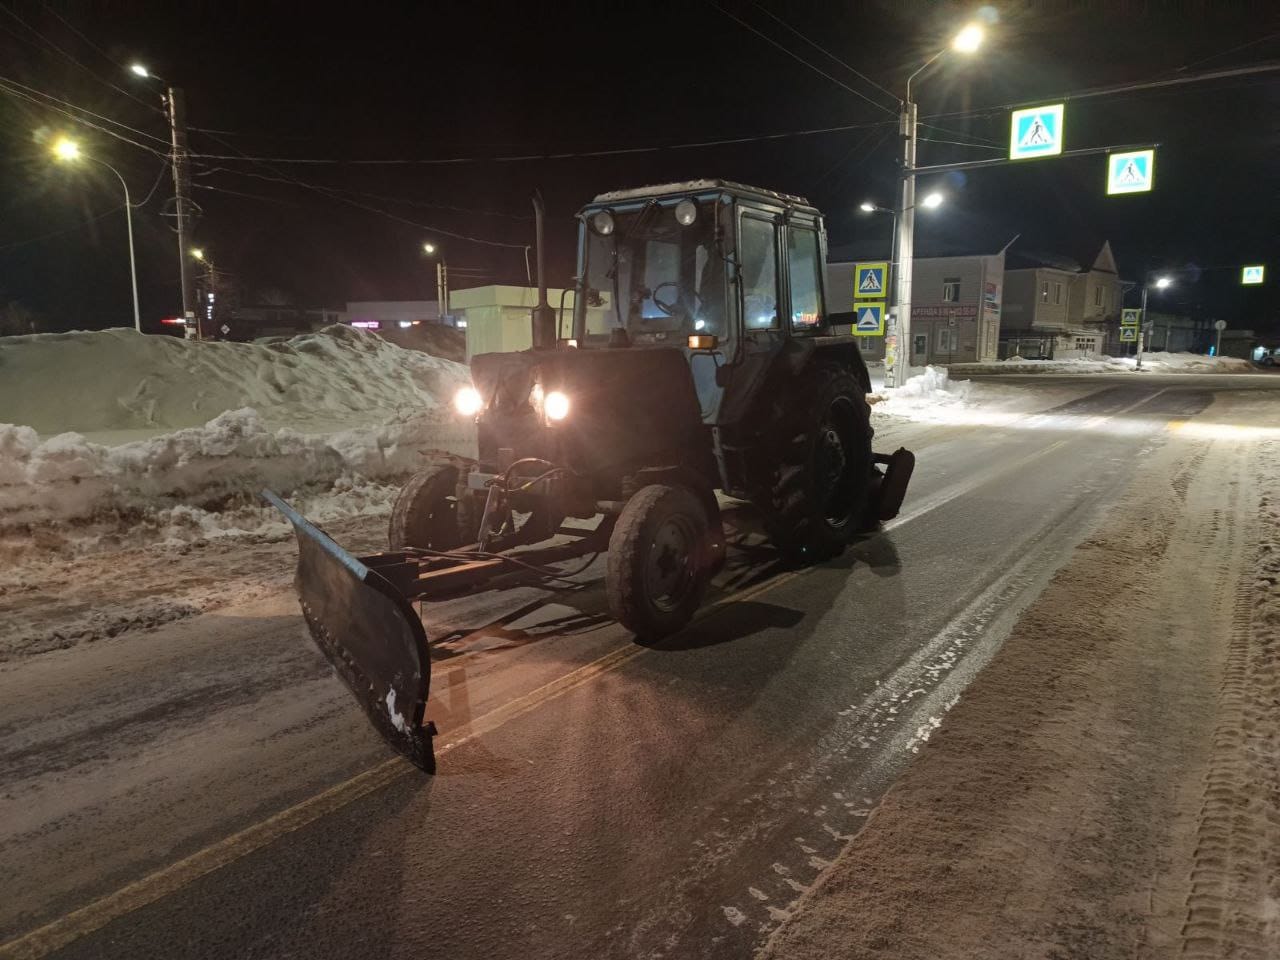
265,180,914,771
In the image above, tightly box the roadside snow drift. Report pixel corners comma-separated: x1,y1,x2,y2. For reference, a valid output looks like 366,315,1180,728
0,324,466,436
0,326,474,540
951,351,1254,375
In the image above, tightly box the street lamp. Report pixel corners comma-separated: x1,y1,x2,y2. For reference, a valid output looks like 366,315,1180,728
128,63,150,78
51,136,141,333
920,191,944,209
422,242,448,322
888,21,984,387
1137,273,1173,369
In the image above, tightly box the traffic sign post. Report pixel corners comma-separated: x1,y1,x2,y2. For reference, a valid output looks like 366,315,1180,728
1241,265,1265,285
1214,318,1227,357
1107,149,1155,194
853,301,886,336
1009,103,1064,160
854,262,888,299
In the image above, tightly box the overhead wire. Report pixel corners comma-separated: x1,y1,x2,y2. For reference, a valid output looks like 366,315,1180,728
0,201,126,252
746,0,900,108
705,0,898,118
0,75,171,155
0,2,163,114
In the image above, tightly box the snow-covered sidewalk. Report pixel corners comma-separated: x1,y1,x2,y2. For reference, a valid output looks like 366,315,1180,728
761,393,1280,960
949,351,1256,376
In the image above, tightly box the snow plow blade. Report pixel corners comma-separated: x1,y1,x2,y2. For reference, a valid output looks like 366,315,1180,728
262,490,435,772
872,447,915,522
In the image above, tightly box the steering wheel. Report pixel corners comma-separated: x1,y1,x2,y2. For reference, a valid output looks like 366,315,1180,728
651,281,704,318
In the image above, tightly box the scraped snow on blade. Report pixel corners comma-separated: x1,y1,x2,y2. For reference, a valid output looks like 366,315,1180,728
262,490,435,772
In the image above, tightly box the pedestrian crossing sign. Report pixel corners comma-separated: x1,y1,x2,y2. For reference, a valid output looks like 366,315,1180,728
1107,149,1155,195
1241,265,1265,285
1121,308,1141,326
854,262,888,299
1119,326,1138,343
853,301,886,336
1009,103,1064,159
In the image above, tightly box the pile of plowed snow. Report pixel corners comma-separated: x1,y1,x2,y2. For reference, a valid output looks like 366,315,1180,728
0,324,465,436
950,352,1254,375
0,326,474,540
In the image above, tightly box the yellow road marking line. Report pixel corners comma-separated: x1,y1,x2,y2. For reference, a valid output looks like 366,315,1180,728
0,568,801,959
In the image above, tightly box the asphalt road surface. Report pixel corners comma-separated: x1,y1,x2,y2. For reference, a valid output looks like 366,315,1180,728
2,373,1278,960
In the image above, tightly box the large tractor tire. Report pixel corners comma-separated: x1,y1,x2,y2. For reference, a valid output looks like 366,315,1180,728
388,461,479,551
607,485,712,639
759,364,873,562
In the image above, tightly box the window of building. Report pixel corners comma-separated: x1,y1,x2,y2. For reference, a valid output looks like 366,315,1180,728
1053,282,1063,304
937,327,959,352
739,216,779,330
786,225,824,331
1040,281,1049,303
1095,285,1103,306
1074,336,1098,354
942,277,961,302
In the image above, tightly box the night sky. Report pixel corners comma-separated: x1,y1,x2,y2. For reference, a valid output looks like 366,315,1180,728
1,0,1277,334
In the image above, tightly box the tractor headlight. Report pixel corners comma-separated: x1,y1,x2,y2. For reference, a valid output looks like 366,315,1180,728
544,390,570,421
454,385,483,416
591,211,614,236
674,199,697,226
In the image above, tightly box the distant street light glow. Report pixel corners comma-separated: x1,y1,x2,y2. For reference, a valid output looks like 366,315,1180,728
1155,276,1172,289
921,191,944,209
423,242,437,255
191,248,205,261
52,137,80,161
129,63,150,78
859,201,876,213
952,24,984,53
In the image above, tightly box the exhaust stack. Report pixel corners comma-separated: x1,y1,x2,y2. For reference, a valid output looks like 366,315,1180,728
531,191,556,349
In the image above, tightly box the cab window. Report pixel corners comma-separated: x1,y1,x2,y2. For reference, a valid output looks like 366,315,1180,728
739,215,780,330
787,225,824,331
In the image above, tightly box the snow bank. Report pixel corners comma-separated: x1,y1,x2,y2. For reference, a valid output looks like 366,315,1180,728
0,408,475,534
950,352,1253,375
869,366,974,416
0,324,468,436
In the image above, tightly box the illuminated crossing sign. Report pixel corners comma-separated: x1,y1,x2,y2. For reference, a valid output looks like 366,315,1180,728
1009,104,1064,159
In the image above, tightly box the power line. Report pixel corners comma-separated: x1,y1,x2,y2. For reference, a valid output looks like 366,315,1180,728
197,130,531,250
0,202,126,252
185,118,894,166
0,2,162,114
705,0,897,118
747,0,899,108
0,74,171,149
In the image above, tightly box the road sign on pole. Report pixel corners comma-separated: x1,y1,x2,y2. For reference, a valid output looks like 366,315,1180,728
853,301,886,336
854,262,888,299
1241,265,1265,285
1107,149,1155,194
1121,308,1141,326
1009,104,1064,160
1119,326,1138,342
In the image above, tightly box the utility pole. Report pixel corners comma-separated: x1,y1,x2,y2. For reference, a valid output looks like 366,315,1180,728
891,98,918,388
166,86,197,336
437,261,449,322
1138,281,1148,370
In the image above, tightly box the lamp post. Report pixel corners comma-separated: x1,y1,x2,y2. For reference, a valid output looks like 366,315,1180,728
1137,273,1172,370
129,63,196,330
51,137,141,332
423,242,449,323
191,247,214,340
888,23,984,387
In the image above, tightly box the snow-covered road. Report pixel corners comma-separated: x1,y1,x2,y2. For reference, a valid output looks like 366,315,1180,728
3,373,1276,960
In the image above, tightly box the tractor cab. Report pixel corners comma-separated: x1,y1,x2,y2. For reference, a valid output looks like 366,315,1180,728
573,180,838,424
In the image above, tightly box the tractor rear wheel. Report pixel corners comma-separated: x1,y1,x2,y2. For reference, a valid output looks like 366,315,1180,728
759,365,873,561
388,461,478,551
607,485,712,639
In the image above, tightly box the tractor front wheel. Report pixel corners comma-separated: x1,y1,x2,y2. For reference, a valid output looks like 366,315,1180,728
388,461,479,552
606,485,712,639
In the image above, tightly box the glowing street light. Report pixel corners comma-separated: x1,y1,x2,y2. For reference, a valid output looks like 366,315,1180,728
129,63,150,78
51,136,141,332
191,247,206,261
859,201,877,213
422,242,437,255
1154,276,1172,289
951,23,985,54
889,19,988,387
1136,273,1175,369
